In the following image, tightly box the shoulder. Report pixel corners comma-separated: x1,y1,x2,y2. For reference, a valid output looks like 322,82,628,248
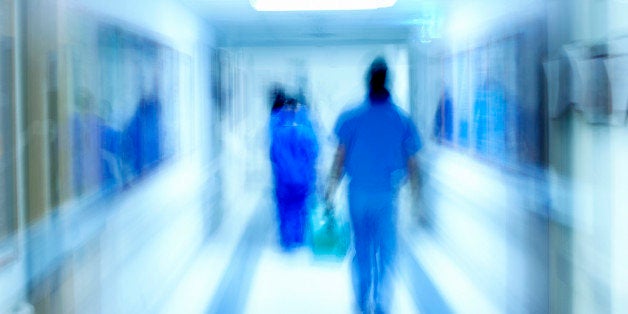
337,102,368,124
390,104,421,141
386,101,413,123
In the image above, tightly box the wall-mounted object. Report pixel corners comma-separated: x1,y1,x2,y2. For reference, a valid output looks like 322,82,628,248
583,44,611,124
563,44,588,112
604,57,628,125
563,43,617,125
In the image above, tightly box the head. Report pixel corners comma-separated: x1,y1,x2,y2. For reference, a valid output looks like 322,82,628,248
270,85,286,113
367,57,388,91
284,97,299,111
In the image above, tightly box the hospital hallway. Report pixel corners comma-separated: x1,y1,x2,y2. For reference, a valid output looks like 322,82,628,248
1,0,628,313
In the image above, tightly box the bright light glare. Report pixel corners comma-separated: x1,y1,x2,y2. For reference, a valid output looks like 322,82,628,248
250,0,397,11
448,10,479,39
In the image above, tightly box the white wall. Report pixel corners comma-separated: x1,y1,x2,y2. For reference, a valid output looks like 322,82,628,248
610,125,628,313
609,0,628,37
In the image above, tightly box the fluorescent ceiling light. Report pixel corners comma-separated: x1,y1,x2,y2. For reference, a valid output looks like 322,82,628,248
250,0,397,11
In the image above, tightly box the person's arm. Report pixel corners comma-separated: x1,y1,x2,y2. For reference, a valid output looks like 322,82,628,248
324,144,346,210
407,154,423,223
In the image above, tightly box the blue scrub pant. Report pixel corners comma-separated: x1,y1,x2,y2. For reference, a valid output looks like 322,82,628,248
275,183,309,250
349,190,397,314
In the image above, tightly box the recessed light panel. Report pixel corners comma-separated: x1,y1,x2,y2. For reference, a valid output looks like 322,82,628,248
250,0,397,12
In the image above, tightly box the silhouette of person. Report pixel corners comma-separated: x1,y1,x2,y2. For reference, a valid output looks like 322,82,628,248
122,93,162,178
269,89,319,251
325,57,422,314
433,87,454,144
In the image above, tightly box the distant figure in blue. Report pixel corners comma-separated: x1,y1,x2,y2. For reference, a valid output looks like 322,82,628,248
433,88,454,144
269,89,319,251
122,94,162,178
325,57,422,314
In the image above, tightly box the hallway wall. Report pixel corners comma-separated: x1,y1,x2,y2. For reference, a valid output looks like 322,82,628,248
405,8,550,313
0,0,217,313
547,1,628,312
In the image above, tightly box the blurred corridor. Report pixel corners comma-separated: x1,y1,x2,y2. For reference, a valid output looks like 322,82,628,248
1,0,628,313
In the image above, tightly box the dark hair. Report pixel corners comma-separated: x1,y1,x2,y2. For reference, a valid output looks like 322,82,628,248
368,57,388,90
270,85,286,113
367,57,390,101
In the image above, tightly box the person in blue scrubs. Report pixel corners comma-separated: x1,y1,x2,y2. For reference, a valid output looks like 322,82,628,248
270,90,319,251
122,94,162,178
325,57,421,314
433,87,454,144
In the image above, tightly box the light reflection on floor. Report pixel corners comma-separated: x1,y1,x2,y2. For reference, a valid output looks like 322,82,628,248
244,244,419,314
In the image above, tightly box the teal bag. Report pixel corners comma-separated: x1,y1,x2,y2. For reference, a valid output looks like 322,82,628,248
309,204,351,260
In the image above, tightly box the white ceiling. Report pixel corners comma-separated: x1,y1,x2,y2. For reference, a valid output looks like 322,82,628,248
179,0,450,46
179,0,544,47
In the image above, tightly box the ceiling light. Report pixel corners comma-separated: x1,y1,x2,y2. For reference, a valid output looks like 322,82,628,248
250,0,397,12
449,9,479,39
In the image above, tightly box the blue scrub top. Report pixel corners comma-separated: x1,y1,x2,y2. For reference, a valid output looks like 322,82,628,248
270,106,319,190
334,97,421,194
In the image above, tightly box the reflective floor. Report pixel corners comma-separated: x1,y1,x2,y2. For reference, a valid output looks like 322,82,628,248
8,129,555,313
